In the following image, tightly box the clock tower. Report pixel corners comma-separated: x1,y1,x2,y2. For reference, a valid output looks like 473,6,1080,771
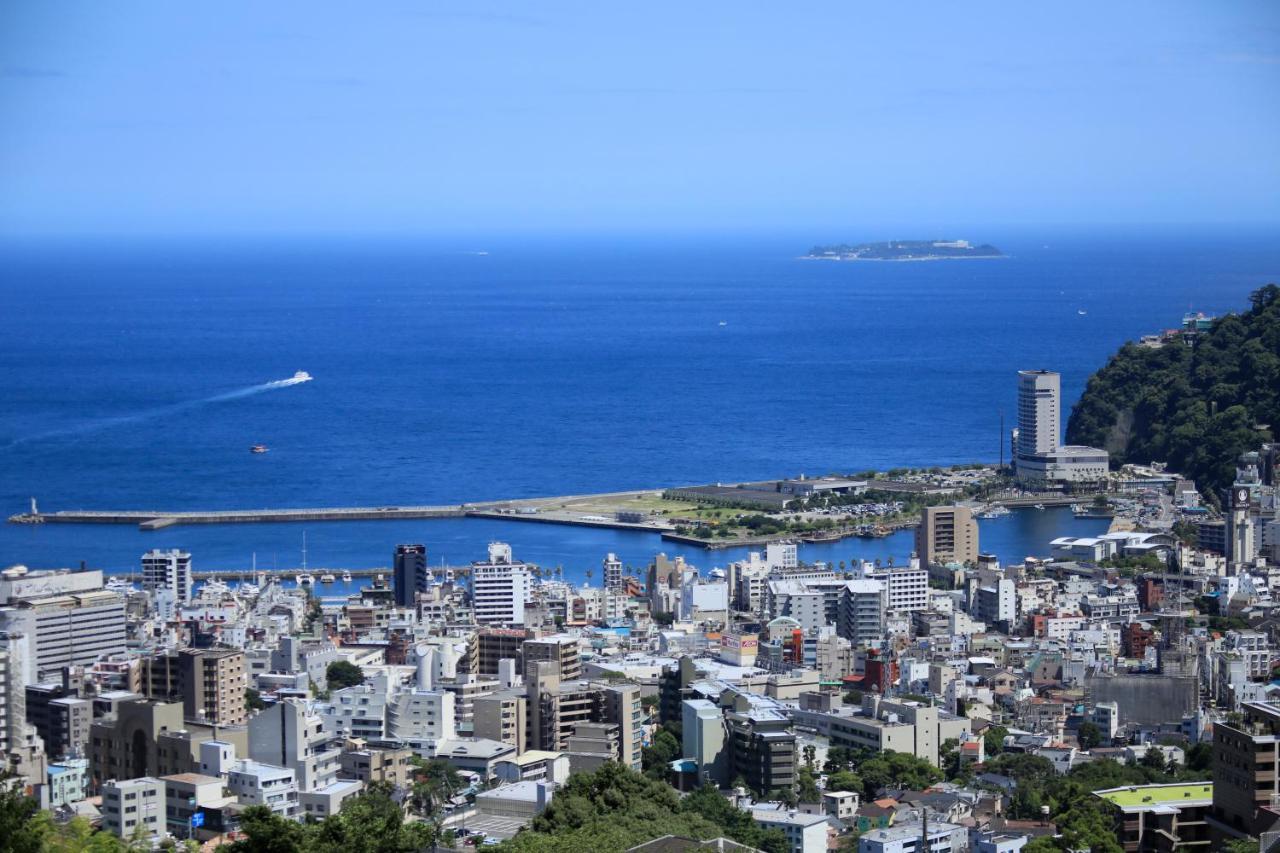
1227,485,1255,571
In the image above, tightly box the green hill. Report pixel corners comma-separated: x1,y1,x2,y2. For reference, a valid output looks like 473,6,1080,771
1066,284,1280,499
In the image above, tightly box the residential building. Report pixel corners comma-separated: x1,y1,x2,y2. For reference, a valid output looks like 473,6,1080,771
226,759,299,819
337,740,414,787
682,699,728,788
525,663,642,770
143,648,248,726
1094,782,1213,852
45,758,90,808
858,821,965,853
838,581,886,646
161,772,231,839
141,549,193,603
387,688,457,755
603,553,623,591
916,506,979,568
472,542,532,625
392,544,428,609
248,699,341,793
523,636,582,680
1212,701,1280,836
299,779,363,820
726,709,796,795
751,807,828,853
320,683,389,740
100,776,164,843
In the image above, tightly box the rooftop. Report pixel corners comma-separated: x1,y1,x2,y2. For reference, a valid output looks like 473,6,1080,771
1094,783,1213,811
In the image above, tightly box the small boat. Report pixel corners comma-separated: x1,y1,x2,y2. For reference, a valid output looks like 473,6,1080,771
1077,309,1087,316
1034,504,1045,510
341,570,353,583
251,444,269,454
296,572,315,586
718,321,728,327
320,573,335,584
293,371,313,382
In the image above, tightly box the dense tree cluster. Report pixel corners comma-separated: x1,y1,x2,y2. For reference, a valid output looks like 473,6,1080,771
1066,284,1280,500
500,764,790,853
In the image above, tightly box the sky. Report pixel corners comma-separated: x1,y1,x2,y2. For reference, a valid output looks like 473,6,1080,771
1,2,1278,237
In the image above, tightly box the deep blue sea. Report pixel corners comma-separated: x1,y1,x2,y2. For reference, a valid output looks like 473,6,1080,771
1,227,1277,580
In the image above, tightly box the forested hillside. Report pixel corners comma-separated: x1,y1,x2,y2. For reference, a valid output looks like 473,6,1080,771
1066,284,1280,499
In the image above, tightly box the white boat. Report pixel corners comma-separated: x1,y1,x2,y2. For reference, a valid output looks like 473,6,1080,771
105,577,136,594
320,572,335,584
293,371,313,382
341,570,352,583
237,582,260,597
296,572,315,586
1034,503,1045,510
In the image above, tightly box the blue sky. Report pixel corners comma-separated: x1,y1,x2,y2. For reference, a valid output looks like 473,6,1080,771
1,2,1278,237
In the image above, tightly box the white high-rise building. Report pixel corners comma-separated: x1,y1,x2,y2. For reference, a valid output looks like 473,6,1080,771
1014,369,1109,487
141,549,193,603
1017,370,1060,458
471,542,532,625
603,553,623,591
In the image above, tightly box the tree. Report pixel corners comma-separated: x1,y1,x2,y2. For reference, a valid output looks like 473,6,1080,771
0,781,47,853
826,770,863,795
641,728,680,779
245,687,268,711
796,768,821,803
1077,721,1102,751
983,725,1009,757
325,660,365,691
856,751,943,798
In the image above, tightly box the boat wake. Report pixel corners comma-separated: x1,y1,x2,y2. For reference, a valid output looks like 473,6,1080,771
2,372,313,450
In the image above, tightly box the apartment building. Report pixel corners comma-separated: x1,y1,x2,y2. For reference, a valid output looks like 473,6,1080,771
792,696,967,767
100,777,164,842
89,698,249,787
916,506,979,567
141,549,194,604
248,699,340,793
471,542,532,626
1095,783,1213,852
524,662,642,770
523,635,583,680
338,740,414,787
838,581,887,646
1212,701,1280,836
143,648,248,726
227,759,299,819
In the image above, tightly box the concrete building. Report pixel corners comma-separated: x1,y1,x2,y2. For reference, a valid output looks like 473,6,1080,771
726,708,796,796
858,821,965,853
338,740,414,787
975,579,1017,629
393,544,429,609
472,543,532,626
838,581,886,646
387,688,457,755
433,737,517,778
0,569,126,682
1014,370,1109,487
682,699,728,788
916,506,979,568
141,549,193,604
852,561,929,613
320,683,389,740
143,648,248,727
227,759,299,818
1212,701,1280,836
525,663,643,770
751,807,829,853
792,697,968,767
45,758,90,809
523,636,582,681
100,776,165,843
299,779,363,820
603,553,624,591
89,698,249,787
248,699,341,793
161,772,231,840
1094,783,1213,852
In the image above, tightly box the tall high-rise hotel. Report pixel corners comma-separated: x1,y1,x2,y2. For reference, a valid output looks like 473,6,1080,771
1014,370,1109,487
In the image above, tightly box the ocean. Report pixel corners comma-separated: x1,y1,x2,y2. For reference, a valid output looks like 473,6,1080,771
1,227,1277,580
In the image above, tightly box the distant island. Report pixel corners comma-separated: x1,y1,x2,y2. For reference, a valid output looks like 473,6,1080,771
803,239,1004,261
